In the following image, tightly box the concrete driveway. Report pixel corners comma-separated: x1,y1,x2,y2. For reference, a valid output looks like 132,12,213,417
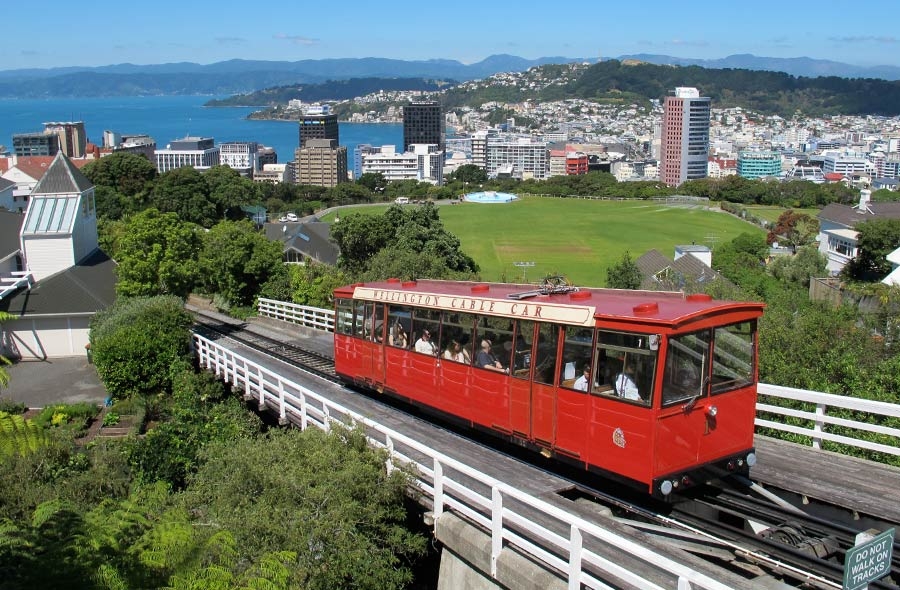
2,357,108,409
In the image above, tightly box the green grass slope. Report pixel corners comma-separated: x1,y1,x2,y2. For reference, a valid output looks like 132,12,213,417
324,197,765,286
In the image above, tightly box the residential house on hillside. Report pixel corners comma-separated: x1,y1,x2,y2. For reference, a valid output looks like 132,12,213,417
817,192,900,276
1,155,92,213
0,152,116,360
265,220,339,265
634,246,731,292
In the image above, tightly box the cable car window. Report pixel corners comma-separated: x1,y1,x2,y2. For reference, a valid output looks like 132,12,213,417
711,321,755,395
363,302,376,342
386,305,411,349
596,331,657,405
335,298,354,335
352,301,366,339
561,326,594,392
662,330,711,407
533,323,560,386
412,308,441,356
373,303,385,344
473,316,513,373
510,320,535,380
440,311,475,364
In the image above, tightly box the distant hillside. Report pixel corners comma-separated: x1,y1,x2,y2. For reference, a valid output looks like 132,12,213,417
205,77,456,107
0,55,586,99
4,53,900,100
563,60,900,116
618,53,900,81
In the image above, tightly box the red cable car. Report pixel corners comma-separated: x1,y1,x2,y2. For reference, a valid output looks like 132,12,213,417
333,279,765,498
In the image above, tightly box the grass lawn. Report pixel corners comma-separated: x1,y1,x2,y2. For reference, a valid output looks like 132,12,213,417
322,197,764,287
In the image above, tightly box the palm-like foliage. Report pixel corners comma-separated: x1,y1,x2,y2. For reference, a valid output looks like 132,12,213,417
0,411,50,458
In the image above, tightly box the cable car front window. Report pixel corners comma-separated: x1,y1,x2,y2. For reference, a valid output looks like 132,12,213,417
662,330,711,407
711,321,755,394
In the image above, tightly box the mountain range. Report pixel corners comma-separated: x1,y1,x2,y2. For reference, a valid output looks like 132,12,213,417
2,54,900,99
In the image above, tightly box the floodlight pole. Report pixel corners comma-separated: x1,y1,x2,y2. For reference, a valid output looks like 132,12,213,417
513,261,535,283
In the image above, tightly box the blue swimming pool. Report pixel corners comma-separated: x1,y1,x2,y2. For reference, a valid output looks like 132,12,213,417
463,191,519,203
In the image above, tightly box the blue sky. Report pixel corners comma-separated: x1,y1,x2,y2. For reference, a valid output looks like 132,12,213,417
8,0,900,70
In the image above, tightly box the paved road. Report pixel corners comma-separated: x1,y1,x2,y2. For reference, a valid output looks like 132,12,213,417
2,357,108,408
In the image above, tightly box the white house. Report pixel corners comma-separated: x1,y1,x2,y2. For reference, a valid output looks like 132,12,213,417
817,190,900,276
0,152,116,360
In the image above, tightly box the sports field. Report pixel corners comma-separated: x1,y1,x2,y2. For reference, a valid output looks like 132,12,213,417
323,197,765,287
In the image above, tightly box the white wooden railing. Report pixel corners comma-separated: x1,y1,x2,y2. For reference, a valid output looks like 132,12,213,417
252,300,900,459
757,383,900,457
257,298,334,332
194,333,735,590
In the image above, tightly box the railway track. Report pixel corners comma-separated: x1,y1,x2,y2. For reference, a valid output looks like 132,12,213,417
190,310,899,589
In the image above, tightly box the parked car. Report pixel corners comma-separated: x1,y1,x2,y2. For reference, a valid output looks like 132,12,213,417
395,197,409,205
277,216,288,223
286,213,299,222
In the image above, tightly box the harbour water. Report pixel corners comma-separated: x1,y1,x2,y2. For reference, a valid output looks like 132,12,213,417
0,96,402,164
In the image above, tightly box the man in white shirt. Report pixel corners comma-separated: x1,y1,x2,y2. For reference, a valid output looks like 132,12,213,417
574,365,590,392
414,329,437,355
615,364,640,400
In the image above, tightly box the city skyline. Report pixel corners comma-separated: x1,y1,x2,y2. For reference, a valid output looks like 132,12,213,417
7,0,900,70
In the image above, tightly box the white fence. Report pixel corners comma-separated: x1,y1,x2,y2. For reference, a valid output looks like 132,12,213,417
194,333,736,590
257,298,334,332
757,383,900,457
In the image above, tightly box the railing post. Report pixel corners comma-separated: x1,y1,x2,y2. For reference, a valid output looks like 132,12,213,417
385,435,395,475
567,524,583,590
433,460,444,520
678,577,693,589
491,486,502,578
300,391,308,430
813,403,826,450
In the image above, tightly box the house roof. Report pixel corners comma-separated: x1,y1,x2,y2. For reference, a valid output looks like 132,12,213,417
819,202,900,228
0,177,14,192
0,210,23,257
31,152,93,195
635,249,731,291
265,220,339,266
4,156,55,182
0,249,116,316
824,172,845,181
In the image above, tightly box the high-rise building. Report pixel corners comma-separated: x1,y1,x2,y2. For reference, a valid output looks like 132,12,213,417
353,144,381,180
361,144,444,184
737,150,782,179
485,135,549,180
43,121,87,158
298,104,339,148
403,101,443,152
12,132,60,157
154,136,220,173
219,141,259,176
660,87,710,187
294,139,347,188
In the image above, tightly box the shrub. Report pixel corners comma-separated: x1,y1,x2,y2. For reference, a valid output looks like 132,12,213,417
33,403,99,433
90,295,193,399
0,397,27,415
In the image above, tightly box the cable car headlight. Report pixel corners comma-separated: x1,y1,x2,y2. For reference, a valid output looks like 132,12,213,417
706,405,718,418
746,452,757,467
660,480,674,495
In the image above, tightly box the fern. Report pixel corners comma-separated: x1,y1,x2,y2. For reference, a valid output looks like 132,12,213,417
0,411,50,457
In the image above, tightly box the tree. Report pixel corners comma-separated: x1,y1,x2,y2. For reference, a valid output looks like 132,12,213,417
356,171,387,193
180,427,426,589
82,151,157,197
149,167,218,227
198,220,285,308
769,245,828,288
843,218,900,282
606,252,642,289
288,262,351,308
204,165,262,220
767,209,819,252
114,208,201,299
90,295,194,399
329,211,396,274
449,164,488,185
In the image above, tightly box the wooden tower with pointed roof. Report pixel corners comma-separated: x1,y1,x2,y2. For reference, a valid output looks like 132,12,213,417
19,152,98,282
